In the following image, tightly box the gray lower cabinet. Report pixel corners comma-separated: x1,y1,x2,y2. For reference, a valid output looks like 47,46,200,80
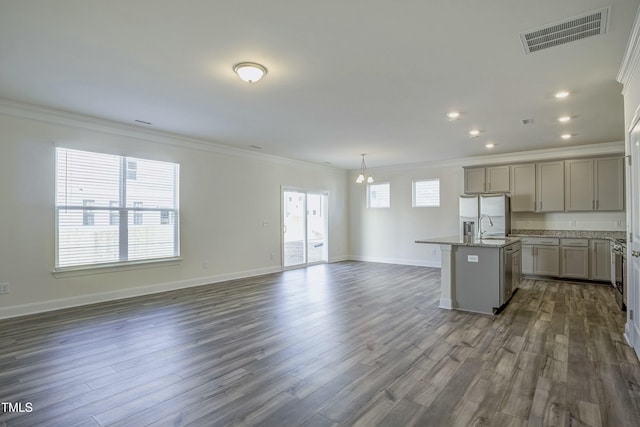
590,239,612,281
534,246,560,276
522,237,613,282
522,238,560,276
560,238,589,279
522,244,534,275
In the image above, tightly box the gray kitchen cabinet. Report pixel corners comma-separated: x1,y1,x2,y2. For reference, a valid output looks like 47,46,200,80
486,166,510,193
560,238,589,279
536,161,564,212
535,246,560,276
595,157,624,211
464,167,486,194
521,244,533,275
565,159,594,211
564,157,624,211
464,166,510,194
590,239,612,281
522,237,560,276
511,163,536,212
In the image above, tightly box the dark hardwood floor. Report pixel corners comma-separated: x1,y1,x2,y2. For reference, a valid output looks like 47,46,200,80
1,261,639,426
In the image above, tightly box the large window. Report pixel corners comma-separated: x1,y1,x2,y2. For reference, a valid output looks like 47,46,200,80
55,148,180,269
367,182,390,208
413,179,440,207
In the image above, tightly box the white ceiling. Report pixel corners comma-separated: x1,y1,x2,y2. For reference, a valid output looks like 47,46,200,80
0,1,638,169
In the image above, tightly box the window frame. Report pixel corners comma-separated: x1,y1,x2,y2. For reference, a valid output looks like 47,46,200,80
367,182,391,208
412,178,441,208
55,147,180,272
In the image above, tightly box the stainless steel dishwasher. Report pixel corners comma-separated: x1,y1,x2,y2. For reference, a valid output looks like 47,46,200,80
502,243,521,305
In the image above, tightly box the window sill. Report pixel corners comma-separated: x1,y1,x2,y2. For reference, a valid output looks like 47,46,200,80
53,257,182,278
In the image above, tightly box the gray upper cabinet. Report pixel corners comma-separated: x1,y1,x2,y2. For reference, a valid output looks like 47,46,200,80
486,166,510,193
565,159,594,211
511,164,536,212
595,157,624,211
536,161,564,212
464,167,486,194
464,166,510,194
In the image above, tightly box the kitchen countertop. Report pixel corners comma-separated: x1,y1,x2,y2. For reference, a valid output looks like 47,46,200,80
511,229,626,241
415,235,522,248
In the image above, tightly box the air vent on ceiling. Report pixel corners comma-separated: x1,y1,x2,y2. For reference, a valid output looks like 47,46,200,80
520,7,609,54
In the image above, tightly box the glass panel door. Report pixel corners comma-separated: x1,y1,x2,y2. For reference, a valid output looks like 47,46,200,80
283,189,328,268
307,193,327,263
283,190,306,268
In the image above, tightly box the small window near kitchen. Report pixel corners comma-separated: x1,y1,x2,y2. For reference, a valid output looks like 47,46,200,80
368,182,390,208
413,179,440,207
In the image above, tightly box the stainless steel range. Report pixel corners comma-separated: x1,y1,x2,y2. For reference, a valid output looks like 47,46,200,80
611,239,626,310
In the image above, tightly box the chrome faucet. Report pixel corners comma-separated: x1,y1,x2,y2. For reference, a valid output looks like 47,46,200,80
477,214,494,239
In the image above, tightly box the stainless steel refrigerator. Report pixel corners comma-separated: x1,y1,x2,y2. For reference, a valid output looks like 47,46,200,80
459,194,511,238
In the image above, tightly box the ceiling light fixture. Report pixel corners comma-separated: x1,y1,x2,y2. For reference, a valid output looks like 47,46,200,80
355,154,374,184
558,116,571,123
447,111,461,121
485,143,495,148
469,129,481,137
561,133,572,140
233,62,267,83
554,90,570,99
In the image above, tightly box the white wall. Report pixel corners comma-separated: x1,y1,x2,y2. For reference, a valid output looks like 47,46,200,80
348,142,626,268
0,102,349,318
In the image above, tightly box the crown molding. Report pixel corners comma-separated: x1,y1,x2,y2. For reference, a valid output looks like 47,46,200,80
617,4,640,93
0,98,342,173
356,141,625,174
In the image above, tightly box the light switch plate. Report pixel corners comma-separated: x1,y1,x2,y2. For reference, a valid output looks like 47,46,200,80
467,255,479,263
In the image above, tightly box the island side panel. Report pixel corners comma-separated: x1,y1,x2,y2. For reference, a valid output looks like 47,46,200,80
439,244,454,309
454,246,501,314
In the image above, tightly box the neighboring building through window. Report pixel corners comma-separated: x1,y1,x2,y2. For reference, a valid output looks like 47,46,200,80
133,201,143,225
368,182,390,208
82,200,95,226
413,179,441,207
55,148,180,269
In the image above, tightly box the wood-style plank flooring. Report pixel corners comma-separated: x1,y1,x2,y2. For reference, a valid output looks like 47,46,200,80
1,261,639,426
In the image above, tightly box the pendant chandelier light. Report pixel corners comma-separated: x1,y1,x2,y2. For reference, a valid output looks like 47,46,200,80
356,154,374,184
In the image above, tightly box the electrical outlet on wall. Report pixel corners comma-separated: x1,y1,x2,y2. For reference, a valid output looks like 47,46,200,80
0,283,9,295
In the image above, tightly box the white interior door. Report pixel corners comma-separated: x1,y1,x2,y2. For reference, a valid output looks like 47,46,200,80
282,189,328,269
628,118,640,355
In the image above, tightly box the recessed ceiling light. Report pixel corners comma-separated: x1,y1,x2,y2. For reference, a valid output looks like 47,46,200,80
233,62,267,83
485,143,495,148
554,90,570,99
447,111,461,120
561,133,572,140
558,116,571,123
469,129,481,137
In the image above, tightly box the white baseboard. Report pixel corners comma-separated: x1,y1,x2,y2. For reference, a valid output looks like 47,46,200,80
439,298,453,310
0,266,281,320
348,255,440,268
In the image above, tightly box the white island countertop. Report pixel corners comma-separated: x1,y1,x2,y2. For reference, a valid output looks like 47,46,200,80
415,235,522,248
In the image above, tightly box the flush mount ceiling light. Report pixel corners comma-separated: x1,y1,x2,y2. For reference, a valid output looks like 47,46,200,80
233,62,267,83
355,154,374,184
469,129,481,137
554,90,570,99
485,143,495,148
561,133,572,140
446,111,461,121
558,116,571,123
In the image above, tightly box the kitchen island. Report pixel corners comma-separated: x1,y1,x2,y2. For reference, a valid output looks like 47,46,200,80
416,236,522,314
